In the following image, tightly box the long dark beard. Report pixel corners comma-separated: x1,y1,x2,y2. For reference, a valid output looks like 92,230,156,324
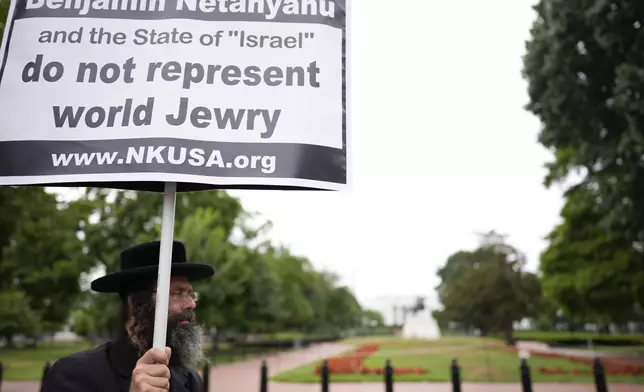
128,289,204,368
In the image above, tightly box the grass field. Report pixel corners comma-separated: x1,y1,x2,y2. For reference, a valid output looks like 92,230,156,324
271,336,644,384
0,341,93,381
0,339,288,380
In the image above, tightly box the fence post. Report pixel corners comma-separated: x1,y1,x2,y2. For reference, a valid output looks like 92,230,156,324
260,360,268,392
450,358,461,392
593,358,608,392
202,361,210,392
520,358,532,392
384,359,393,392
321,360,329,392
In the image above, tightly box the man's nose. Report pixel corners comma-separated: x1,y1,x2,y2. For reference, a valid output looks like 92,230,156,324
183,295,196,310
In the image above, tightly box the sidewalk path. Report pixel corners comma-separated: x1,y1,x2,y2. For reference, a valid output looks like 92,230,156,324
516,341,644,360
208,342,353,392
1,381,40,392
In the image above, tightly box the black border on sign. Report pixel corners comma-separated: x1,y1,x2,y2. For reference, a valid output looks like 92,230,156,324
0,0,348,193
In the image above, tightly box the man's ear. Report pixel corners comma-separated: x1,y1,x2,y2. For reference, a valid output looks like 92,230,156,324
127,295,134,313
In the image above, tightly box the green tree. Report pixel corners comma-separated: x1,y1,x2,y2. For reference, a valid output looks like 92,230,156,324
0,0,10,37
436,237,541,343
531,295,563,331
70,308,96,339
326,285,362,331
241,246,284,334
0,290,41,345
436,250,474,284
523,0,644,313
0,187,94,342
303,270,340,332
540,186,639,324
22,186,364,342
268,247,316,331
361,309,385,327
179,206,364,337
179,206,273,337
431,309,450,333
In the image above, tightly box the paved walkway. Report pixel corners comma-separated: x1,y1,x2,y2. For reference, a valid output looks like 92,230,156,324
516,341,644,360
207,342,353,391
1,381,40,392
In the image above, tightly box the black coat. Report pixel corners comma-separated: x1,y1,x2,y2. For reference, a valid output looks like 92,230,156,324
40,335,204,392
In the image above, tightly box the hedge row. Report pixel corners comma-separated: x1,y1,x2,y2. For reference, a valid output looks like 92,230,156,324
512,331,644,347
235,335,341,349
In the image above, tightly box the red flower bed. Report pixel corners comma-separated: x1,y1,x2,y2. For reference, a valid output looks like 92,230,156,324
361,366,429,375
537,367,591,376
313,344,429,376
314,344,379,375
503,346,644,377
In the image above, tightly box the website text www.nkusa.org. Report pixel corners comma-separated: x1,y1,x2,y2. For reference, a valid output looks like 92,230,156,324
51,145,276,174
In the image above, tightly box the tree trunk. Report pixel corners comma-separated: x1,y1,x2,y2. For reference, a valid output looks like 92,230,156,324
504,329,515,346
4,334,15,347
210,329,221,356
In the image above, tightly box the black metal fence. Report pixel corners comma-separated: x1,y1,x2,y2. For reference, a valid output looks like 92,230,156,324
252,356,613,392
0,356,616,392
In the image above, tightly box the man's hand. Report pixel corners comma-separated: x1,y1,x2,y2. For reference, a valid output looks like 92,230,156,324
130,347,172,392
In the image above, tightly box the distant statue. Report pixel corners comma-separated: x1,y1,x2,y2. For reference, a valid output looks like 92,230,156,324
401,296,441,340
409,296,425,315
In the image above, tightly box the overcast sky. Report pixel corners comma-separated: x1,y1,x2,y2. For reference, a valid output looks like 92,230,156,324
222,0,565,309
52,0,565,311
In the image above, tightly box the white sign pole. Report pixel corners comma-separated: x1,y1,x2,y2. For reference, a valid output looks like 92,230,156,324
152,181,177,349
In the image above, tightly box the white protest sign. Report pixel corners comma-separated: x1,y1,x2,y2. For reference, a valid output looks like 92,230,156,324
0,0,348,191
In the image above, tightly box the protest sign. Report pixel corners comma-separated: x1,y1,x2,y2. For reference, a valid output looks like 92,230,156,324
0,0,349,191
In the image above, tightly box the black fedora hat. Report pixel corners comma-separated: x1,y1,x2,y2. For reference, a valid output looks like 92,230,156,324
90,240,215,293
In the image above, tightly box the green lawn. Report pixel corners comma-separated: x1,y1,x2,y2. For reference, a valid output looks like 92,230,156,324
0,341,93,381
271,336,644,384
0,340,290,380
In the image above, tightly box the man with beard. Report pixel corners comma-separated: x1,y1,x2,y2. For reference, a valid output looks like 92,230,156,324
41,240,215,392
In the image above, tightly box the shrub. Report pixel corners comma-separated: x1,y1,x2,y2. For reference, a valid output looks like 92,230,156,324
511,332,644,347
